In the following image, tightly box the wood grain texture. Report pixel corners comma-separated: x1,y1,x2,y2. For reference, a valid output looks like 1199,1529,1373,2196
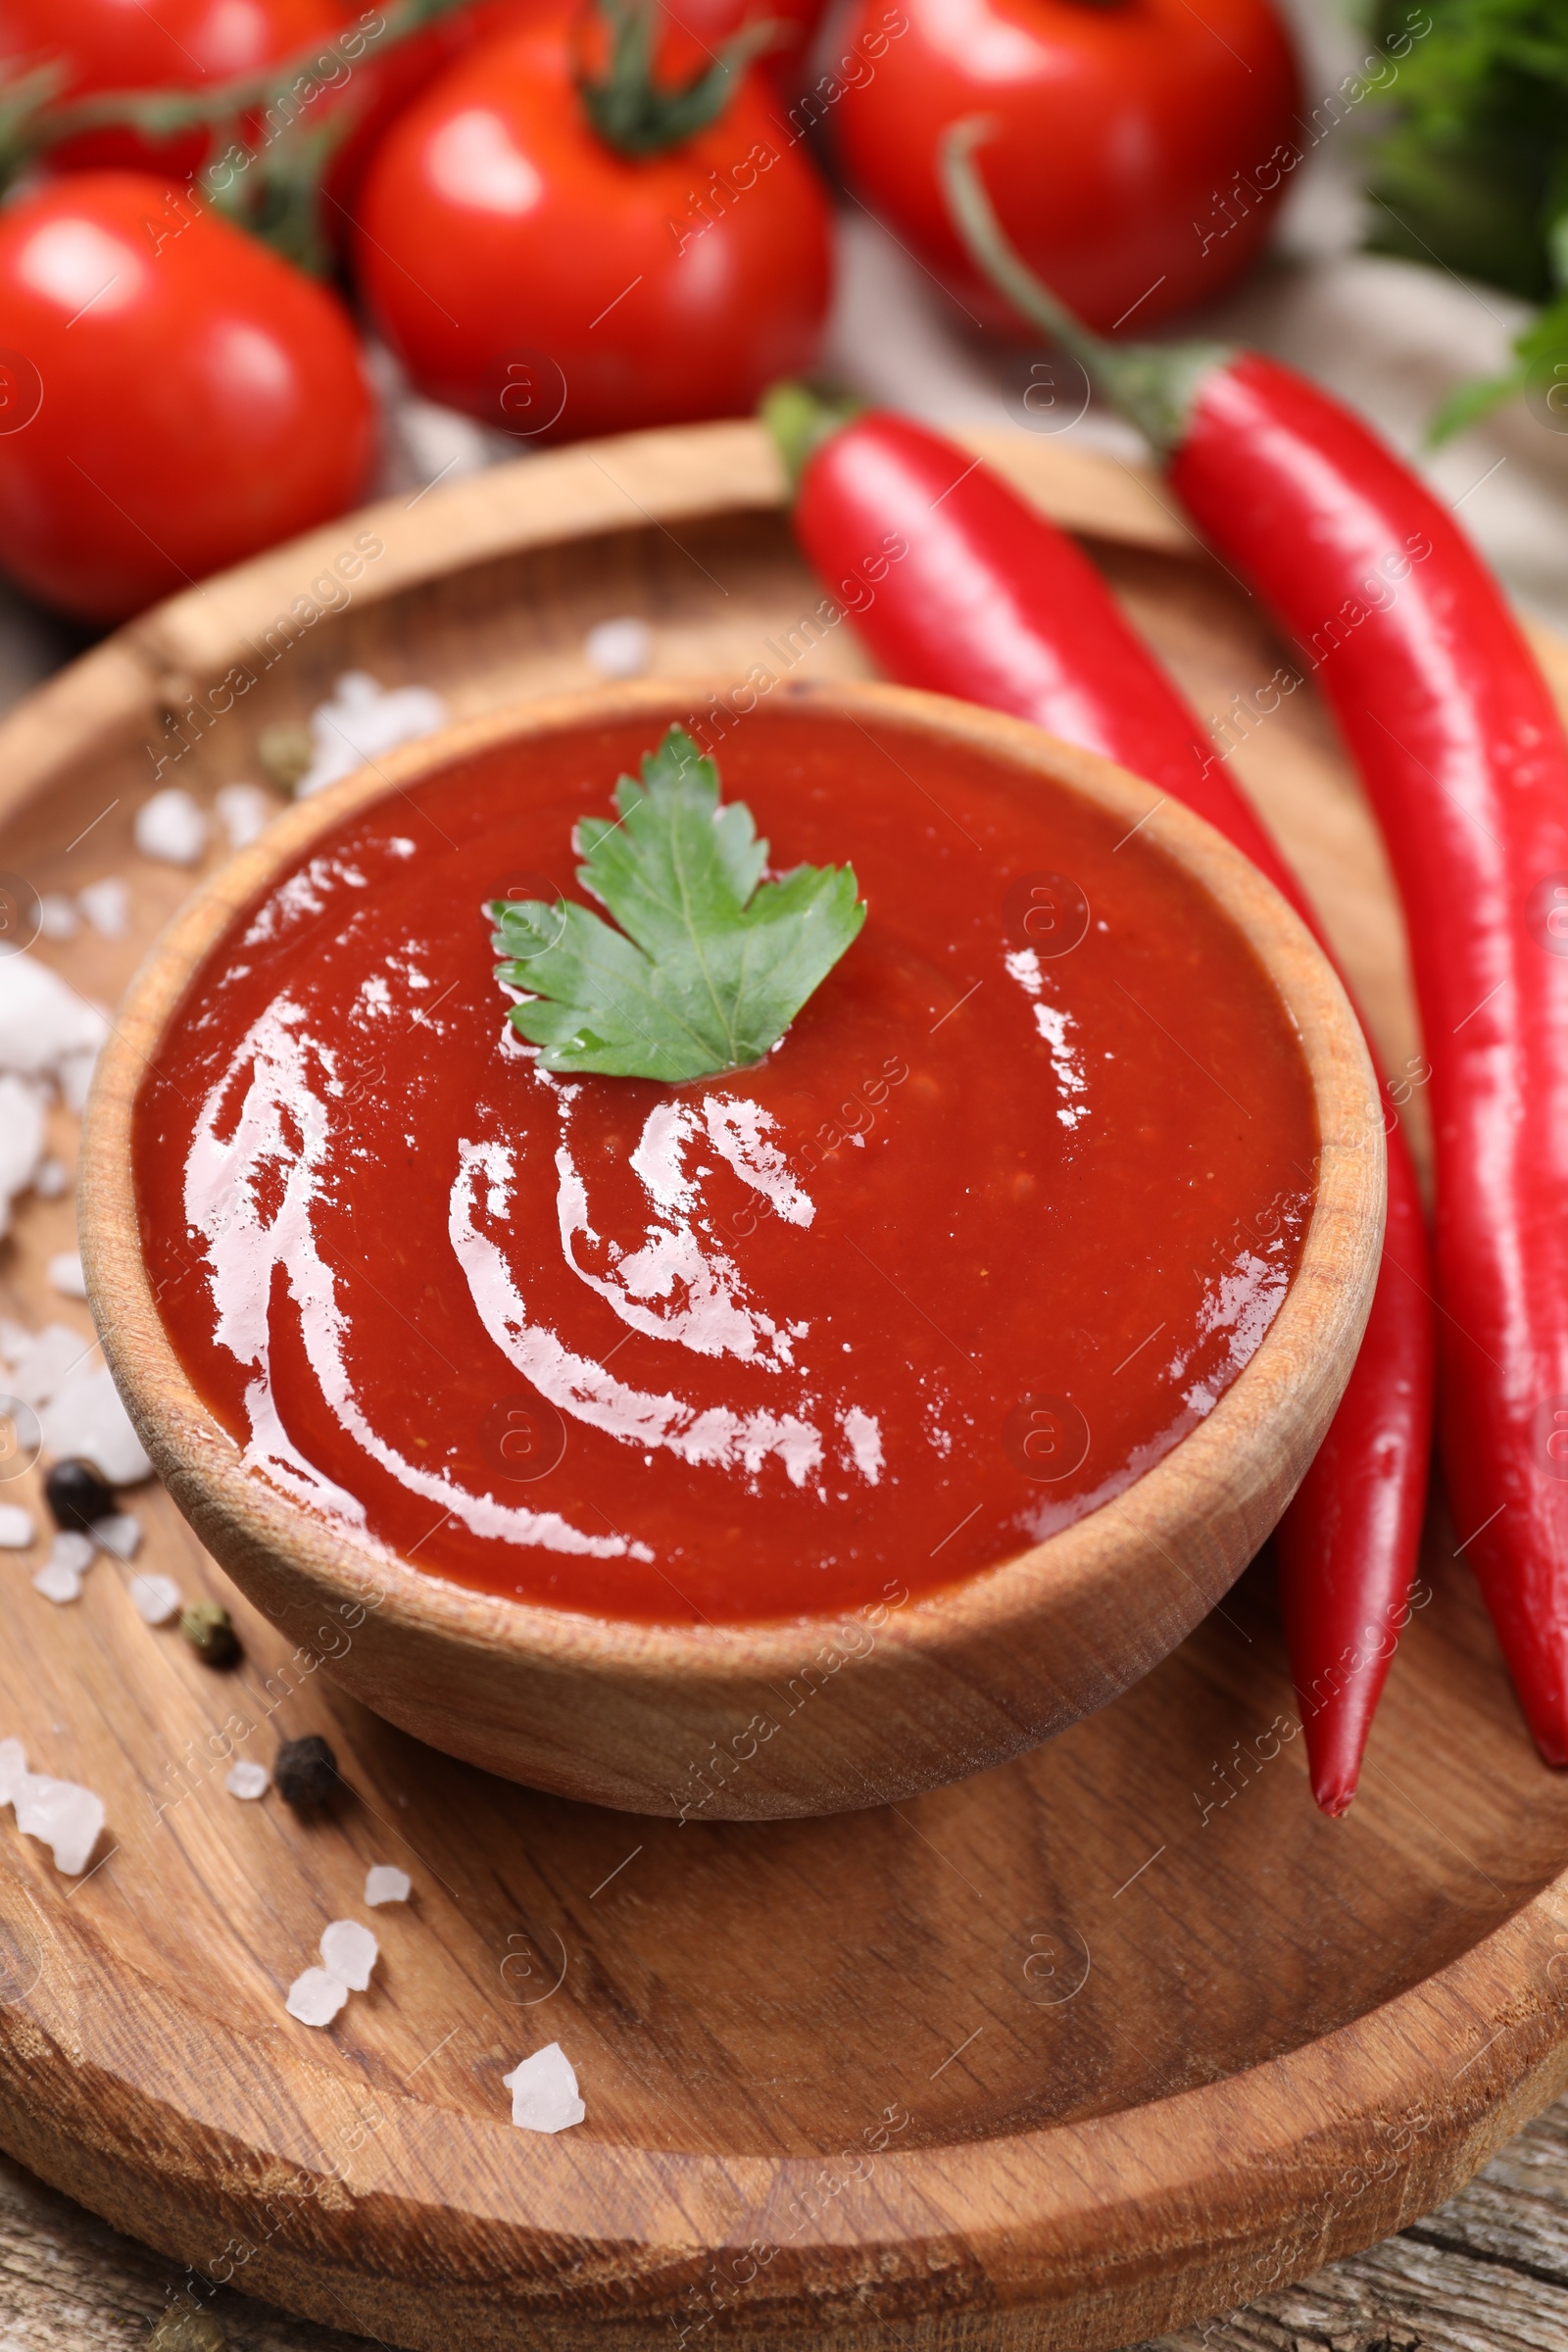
78,679,1382,1818
0,420,1564,2352
7,2107,1568,2352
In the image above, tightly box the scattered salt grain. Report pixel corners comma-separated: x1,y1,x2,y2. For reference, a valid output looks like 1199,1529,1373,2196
0,1504,33,1547
39,1363,153,1485
295,672,448,800
364,1864,411,1907
214,782,277,851
286,1967,349,2028
47,1250,86,1299
584,616,652,680
319,1917,378,1990
133,788,208,867
6,1317,84,1401
399,396,492,487
14,1768,104,1875
0,952,110,1081
0,1738,24,1804
128,1570,180,1624
92,1512,140,1562
77,877,129,939
32,1156,69,1200
33,1530,92,1602
225,1758,270,1801
7,1322,87,1406
57,1049,97,1115
504,2043,585,2134
0,1073,44,1237
36,894,77,942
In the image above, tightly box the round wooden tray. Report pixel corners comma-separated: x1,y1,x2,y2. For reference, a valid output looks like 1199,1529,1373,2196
1,418,1567,2352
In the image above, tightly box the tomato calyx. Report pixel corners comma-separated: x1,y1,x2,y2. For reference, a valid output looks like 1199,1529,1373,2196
939,117,1234,456
576,0,782,158
0,0,472,270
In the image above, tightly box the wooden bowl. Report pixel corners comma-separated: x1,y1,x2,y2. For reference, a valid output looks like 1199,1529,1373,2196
79,676,1384,1819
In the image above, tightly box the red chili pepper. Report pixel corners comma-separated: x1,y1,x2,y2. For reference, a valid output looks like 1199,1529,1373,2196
766,386,1435,1813
942,123,1567,1764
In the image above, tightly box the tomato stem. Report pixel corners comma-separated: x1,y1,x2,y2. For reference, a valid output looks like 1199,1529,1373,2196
0,0,474,269
577,0,781,159
939,118,1232,456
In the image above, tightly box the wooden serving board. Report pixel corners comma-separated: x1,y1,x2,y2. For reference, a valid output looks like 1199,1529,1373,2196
3,418,1568,2352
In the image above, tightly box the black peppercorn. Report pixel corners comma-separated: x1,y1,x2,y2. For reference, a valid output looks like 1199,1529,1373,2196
180,1600,240,1666
44,1458,116,1532
274,1734,339,1811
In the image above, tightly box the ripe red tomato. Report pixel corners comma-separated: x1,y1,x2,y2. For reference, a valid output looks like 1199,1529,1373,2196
353,11,833,441
830,0,1302,336
0,0,345,179
0,172,375,620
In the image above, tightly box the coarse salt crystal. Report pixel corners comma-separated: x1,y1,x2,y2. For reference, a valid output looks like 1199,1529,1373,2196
13,1767,105,1874
0,953,109,1081
0,1074,44,1239
133,788,208,866
39,1363,152,1485
319,1917,377,1990
47,1250,86,1299
225,1758,270,1800
584,616,652,679
77,877,129,939
215,783,277,851
286,1967,349,2028
92,1512,140,1561
32,1157,69,1200
57,1049,97,1115
128,1570,180,1624
295,672,448,800
35,895,77,942
7,1322,86,1407
503,2042,585,2134
33,1530,92,1602
398,395,492,487
0,1503,33,1547
364,1864,411,1906
0,1737,25,1805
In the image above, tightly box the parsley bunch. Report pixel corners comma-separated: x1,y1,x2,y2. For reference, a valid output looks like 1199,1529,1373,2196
1364,1,1568,437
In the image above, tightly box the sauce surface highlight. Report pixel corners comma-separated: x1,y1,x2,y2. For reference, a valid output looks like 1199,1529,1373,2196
134,708,1319,1623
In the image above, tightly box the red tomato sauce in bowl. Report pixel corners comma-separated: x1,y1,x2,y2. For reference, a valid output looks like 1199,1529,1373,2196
132,705,1318,1626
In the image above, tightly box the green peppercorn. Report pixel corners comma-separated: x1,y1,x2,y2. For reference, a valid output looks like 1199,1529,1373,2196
256,720,314,795
179,1600,239,1666
147,2306,226,2352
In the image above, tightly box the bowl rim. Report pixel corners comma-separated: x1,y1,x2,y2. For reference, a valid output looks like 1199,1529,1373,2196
79,674,1385,1687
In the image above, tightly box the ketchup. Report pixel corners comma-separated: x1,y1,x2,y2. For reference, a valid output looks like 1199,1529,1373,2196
134,707,1317,1624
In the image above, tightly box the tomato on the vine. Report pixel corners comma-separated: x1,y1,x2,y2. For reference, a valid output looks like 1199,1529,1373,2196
353,8,833,441
0,172,375,620
0,0,346,179
830,0,1301,337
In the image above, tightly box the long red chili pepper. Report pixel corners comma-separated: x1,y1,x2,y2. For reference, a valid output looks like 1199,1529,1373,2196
764,386,1435,1814
941,122,1568,1765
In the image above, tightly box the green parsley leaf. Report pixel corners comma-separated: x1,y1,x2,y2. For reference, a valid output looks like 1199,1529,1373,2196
488,725,865,1081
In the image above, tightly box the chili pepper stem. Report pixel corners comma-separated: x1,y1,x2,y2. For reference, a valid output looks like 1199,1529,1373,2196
760,381,867,493
939,118,1231,458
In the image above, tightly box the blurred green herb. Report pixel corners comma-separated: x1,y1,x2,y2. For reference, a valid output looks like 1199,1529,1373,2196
1364,2,1568,437
490,725,865,1082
